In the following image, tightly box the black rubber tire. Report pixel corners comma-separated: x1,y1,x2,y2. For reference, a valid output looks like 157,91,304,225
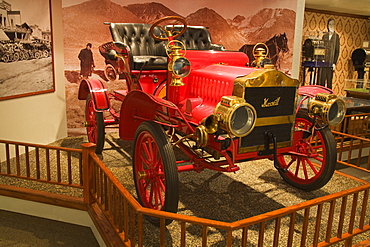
85,94,105,154
132,121,179,225
277,110,336,191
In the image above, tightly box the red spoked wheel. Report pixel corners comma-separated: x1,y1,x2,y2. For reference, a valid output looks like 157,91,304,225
85,94,105,154
133,121,179,225
277,110,336,191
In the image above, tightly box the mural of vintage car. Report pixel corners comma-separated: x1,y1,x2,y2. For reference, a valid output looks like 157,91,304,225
78,16,346,225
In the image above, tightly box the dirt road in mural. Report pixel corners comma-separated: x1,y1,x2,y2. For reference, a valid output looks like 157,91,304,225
0,57,53,98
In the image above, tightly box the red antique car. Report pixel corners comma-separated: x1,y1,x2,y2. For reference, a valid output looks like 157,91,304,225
78,16,345,224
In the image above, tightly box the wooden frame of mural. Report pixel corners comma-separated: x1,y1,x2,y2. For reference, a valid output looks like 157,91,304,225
0,0,54,101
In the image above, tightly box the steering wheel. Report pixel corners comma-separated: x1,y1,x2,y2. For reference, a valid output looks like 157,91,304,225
149,16,187,41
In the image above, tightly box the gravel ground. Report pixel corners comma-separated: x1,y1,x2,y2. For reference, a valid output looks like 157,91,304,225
1,132,369,246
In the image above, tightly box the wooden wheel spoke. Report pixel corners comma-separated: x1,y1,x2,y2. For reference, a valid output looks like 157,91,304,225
312,144,323,150
133,122,179,224
294,159,300,176
143,179,150,190
158,177,166,192
158,188,164,208
312,155,323,163
302,160,309,179
286,159,295,169
139,151,151,167
141,140,153,167
307,159,319,175
155,180,164,208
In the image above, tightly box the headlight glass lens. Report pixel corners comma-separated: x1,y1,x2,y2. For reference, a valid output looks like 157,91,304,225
327,98,346,126
172,57,191,77
229,104,256,137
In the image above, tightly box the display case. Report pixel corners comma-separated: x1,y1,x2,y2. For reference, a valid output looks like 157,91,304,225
302,31,326,63
345,79,370,100
301,31,335,85
351,41,370,80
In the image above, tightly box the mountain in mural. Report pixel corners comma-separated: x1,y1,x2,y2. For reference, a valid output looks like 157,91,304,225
185,7,246,50
229,8,296,47
63,0,294,69
125,2,182,23
62,0,141,69
125,4,246,50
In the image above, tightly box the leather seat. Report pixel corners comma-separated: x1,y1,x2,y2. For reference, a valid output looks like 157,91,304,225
109,23,167,70
108,23,224,70
169,25,224,51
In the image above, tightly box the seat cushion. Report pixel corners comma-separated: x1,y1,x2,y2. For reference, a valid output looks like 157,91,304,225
132,56,167,70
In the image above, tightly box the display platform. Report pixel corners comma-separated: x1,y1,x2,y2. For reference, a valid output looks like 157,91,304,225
1,133,369,246
302,61,333,86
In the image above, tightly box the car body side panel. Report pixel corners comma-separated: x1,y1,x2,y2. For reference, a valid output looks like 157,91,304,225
119,90,180,140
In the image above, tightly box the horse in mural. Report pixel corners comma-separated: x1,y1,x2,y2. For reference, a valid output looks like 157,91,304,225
239,33,289,69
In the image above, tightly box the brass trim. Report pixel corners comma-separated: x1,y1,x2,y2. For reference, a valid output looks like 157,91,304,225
231,69,299,155
233,69,300,98
255,115,295,127
213,96,257,137
308,93,346,126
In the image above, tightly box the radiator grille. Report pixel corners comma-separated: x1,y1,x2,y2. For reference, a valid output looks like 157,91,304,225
239,86,297,153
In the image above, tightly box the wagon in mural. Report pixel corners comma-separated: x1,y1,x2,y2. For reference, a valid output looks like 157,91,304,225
78,16,346,225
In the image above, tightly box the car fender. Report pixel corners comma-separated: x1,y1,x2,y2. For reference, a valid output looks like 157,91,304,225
298,85,334,98
78,79,110,111
119,90,179,140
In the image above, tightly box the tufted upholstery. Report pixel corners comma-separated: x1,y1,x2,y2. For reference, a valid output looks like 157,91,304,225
169,25,224,51
109,23,166,69
108,23,224,70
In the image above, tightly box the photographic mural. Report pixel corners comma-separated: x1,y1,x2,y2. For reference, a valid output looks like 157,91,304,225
62,0,298,135
0,0,53,101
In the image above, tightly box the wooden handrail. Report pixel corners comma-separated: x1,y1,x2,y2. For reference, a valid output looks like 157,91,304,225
332,131,370,142
0,139,82,153
1,138,370,246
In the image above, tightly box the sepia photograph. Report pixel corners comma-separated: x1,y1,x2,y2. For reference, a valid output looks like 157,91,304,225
0,0,53,100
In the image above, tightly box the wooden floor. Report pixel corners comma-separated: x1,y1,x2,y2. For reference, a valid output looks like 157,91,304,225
0,210,99,247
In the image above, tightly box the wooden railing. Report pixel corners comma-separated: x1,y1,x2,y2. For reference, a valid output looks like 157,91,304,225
1,140,370,246
0,139,83,188
331,113,370,172
82,144,370,246
331,113,370,138
333,131,370,172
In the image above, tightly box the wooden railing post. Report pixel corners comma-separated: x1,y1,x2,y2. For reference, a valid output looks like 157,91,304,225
82,143,96,204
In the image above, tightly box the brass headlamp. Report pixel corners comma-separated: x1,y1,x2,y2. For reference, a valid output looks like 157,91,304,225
166,40,190,86
203,96,257,137
252,43,269,68
308,93,346,126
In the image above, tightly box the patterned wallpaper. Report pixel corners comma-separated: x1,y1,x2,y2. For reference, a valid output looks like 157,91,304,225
302,11,370,95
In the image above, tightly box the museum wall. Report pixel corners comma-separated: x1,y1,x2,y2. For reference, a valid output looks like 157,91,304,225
62,0,303,136
302,10,370,95
0,0,67,152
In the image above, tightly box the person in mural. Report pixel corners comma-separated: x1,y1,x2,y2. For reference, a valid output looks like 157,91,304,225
78,43,95,78
318,18,340,89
